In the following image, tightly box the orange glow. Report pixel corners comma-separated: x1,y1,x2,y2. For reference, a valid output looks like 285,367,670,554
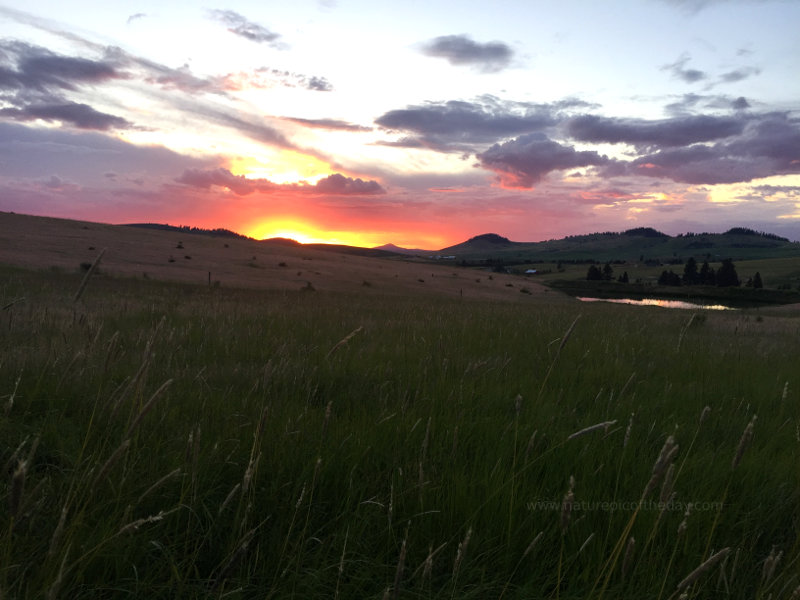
245,218,382,247
229,151,332,185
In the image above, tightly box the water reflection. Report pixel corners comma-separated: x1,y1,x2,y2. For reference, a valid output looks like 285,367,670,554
577,297,736,310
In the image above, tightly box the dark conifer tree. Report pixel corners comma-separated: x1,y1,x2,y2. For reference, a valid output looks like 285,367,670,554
682,257,699,285
716,258,740,287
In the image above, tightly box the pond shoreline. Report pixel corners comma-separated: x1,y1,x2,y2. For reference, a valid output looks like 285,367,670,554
546,279,800,308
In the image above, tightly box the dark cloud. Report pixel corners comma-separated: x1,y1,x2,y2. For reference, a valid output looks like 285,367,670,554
375,99,556,151
314,173,385,195
176,168,385,195
421,35,513,73
732,96,750,110
0,40,123,93
567,114,744,148
609,113,800,185
0,102,132,130
284,117,371,132
662,55,707,83
477,133,609,188
209,10,285,48
176,167,272,195
0,40,132,131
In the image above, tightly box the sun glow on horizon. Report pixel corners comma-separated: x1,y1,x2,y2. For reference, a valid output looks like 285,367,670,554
245,219,383,247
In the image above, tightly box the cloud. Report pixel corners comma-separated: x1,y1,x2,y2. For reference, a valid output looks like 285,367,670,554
719,66,761,83
375,99,557,151
0,102,132,130
566,114,744,149
0,121,215,184
218,68,333,92
0,40,133,131
420,35,513,73
306,76,333,91
664,93,751,115
662,55,707,83
314,173,385,195
209,10,285,48
284,117,371,132
609,113,800,185
0,40,123,93
477,133,609,188
176,168,385,195
175,167,272,195
126,13,146,25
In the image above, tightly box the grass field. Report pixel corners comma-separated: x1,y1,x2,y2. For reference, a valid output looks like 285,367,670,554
2,260,799,598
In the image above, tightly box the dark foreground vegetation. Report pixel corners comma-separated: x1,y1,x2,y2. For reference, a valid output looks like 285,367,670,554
2,266,799,598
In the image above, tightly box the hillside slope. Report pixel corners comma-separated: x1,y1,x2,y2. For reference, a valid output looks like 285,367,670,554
0,212,552,303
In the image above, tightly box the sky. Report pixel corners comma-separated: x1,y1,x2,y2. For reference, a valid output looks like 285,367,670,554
1,0,799,248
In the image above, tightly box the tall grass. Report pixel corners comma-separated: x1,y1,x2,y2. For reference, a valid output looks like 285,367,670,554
1,266,798,598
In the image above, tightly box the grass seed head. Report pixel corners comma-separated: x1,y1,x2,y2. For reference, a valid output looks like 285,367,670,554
761,546,783,584
453,527,473,577
676,547,731,591
9,459,27,519
622,536,636,581
732,415,757,470
623,413,634,448
561,476,575,533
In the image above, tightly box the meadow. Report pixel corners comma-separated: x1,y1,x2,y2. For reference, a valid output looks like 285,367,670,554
1,264,799,599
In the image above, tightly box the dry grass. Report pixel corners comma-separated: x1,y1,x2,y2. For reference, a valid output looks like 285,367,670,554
0,211,558,303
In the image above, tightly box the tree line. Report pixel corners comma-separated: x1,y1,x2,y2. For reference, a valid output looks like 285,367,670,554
587,257,763,288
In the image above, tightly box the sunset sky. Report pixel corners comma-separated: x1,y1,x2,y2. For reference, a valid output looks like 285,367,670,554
1,0,799,248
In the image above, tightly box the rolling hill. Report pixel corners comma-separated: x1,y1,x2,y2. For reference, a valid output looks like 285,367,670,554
437,227,800,263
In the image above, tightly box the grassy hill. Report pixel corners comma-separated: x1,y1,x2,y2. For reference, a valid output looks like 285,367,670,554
0,212,550,303
440,227,800,264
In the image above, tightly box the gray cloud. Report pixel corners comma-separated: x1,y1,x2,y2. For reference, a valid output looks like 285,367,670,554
209,10,285,48
421,35,513,73
662,55,707,83
608,113,800,185
375,99,557,151
0,102,132,130
477,133,609,188
0,41,132,131
719,66,761,83
567,114,744,149
176,168,385,195
176,167,272,195
664,93,751,115
0,40,123,93
126,13,146,25
306,76,333,91
314,173,385,195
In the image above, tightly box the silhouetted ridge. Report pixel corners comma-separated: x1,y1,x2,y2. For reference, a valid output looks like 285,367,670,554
468,233,512,244
723,227,789,242
125,223,251,239
622,227,668,238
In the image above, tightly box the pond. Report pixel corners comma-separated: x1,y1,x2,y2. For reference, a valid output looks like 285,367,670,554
577,297,737,310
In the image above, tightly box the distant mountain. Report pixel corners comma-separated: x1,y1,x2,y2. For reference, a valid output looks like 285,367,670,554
373,243,433,255
436,227,800,263
259,237,302,247
440,233,514,254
